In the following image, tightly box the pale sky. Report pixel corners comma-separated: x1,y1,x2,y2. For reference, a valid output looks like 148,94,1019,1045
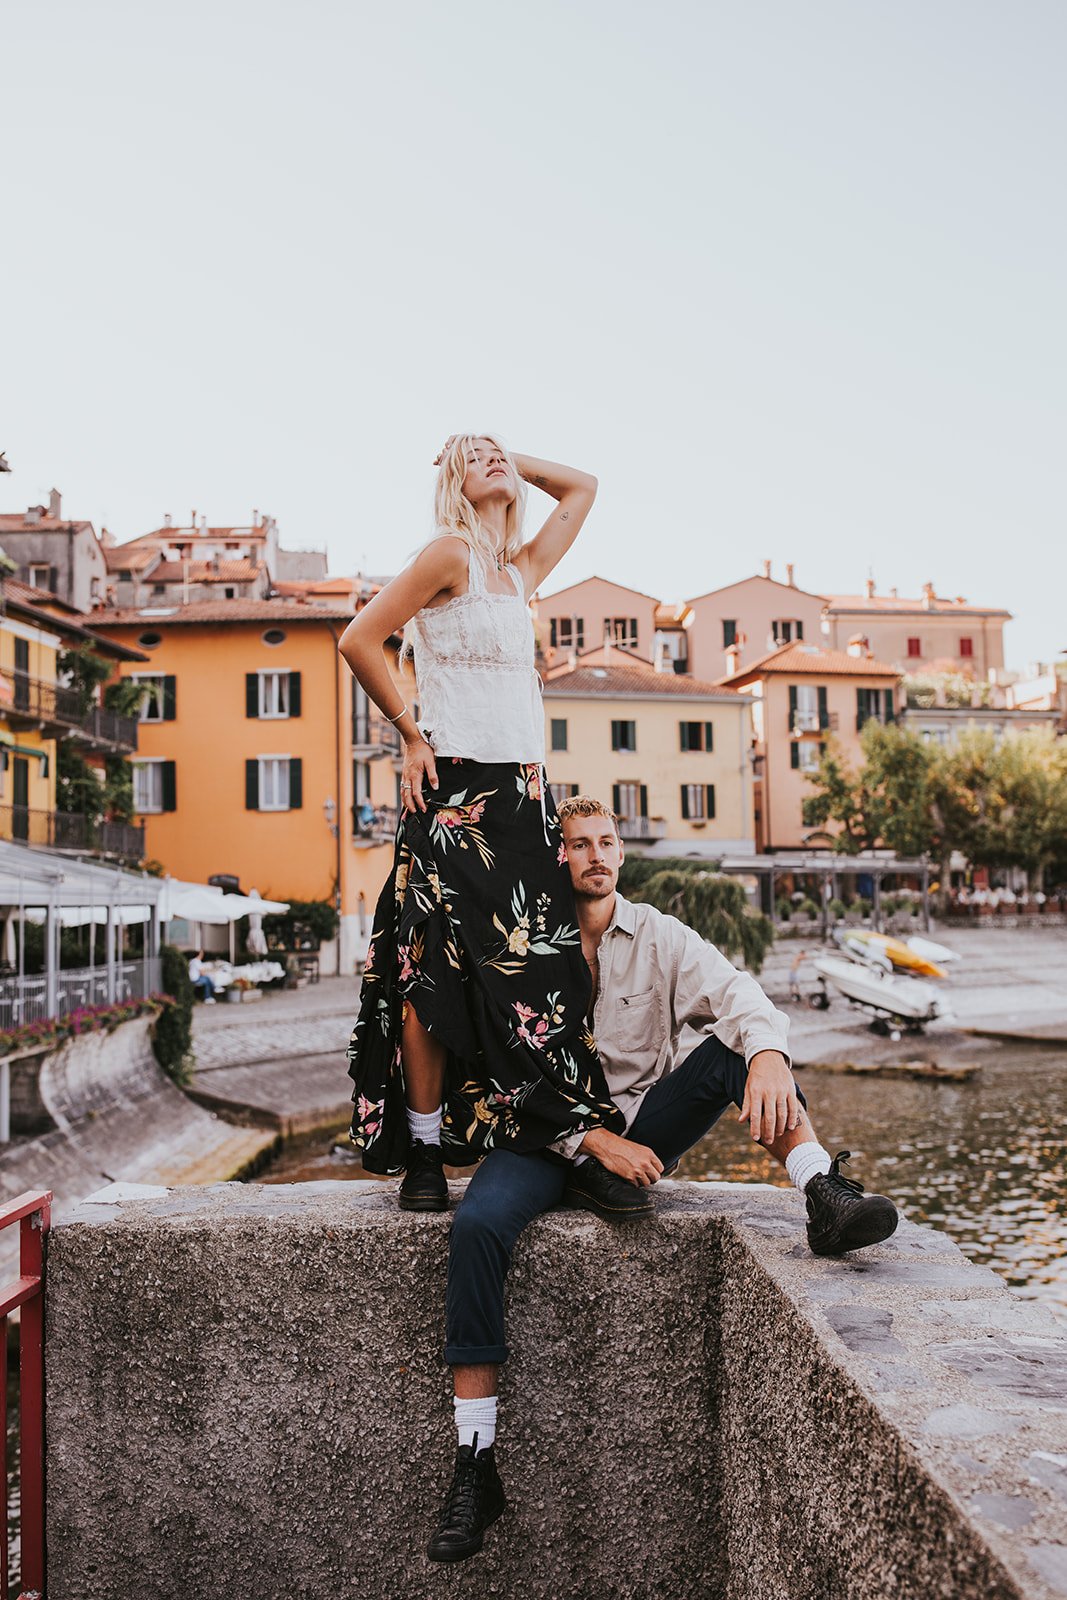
4,0,1065,667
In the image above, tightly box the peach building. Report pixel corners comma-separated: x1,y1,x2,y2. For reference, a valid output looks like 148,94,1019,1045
683,564,828,680
719,642,901,853
822,582,1010,676
535,577,664,670
88,597,407,975
543,649,754,856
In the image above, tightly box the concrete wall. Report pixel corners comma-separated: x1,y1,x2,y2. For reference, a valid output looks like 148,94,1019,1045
45,1181,1067,1600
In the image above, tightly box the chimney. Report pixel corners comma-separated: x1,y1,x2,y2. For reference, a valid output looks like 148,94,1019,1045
725,642,741,676
761,559,772,580
48,488,61,520
785,563,795,588
655,640,672,674
100,525,116,548
865,578,875,600
24,505,43,525
922,581,935,609
889,587,897,599
253,509,259,526
847,633,871,658
164,513,173,529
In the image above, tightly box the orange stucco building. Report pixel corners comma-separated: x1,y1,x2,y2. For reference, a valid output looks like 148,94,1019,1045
88,597,407,974
719,642,902,852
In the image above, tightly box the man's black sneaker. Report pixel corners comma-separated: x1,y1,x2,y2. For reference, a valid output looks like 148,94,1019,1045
426,1440,507,1563
805,1150,898,1256
398,1139,448,1212
563,1156,655,1221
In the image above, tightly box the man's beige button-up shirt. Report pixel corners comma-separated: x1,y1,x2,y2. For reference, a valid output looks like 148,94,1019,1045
551,893,791,1161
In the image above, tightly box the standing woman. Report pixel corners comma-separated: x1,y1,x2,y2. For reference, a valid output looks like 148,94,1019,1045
338,435,623,1211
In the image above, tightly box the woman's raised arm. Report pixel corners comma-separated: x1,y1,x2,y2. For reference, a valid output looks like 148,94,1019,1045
511,454,598,596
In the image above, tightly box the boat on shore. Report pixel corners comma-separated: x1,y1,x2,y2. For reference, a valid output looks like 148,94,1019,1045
813,955,954,1035
833,928,947,979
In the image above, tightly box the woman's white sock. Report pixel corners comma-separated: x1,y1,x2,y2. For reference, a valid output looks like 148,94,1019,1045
454,1395,497,1452
407,1106,442,1145
785,1142,833,1194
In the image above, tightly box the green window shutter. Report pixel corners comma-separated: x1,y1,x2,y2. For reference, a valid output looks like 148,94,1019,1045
706,784,716,819
161,761,177,812
884,689,895,723
246,673,259,718
704,721,714,752
549,619,557,648
162,675,177,720
289,672,301,718
289,758,302,809
796,620,804,641
791,740,800,770
612,783,621,815
679,722,690,751
817,686,828,729
576,620,585,649
788,684,798,730
611,720,619,749
245,759,259,810
680,785,690,819
640,785,648,817
551,719,567,752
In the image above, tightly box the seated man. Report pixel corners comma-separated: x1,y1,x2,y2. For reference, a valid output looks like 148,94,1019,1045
427,795,898,1565
187,949,217,1004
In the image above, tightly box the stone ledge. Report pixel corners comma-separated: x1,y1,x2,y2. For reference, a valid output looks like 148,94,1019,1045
45,1181,1067,1600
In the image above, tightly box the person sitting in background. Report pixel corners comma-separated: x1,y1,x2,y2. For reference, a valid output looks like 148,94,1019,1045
188,950,217,1004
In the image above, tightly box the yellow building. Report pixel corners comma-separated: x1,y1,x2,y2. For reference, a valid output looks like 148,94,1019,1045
719,642,902,852
88,597,407,974
542,649,755,855
0,576,144,858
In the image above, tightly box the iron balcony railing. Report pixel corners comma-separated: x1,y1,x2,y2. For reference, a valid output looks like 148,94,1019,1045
0,808,145,861
789,709,838,734
352,803,399,847
351,714,402,758
0,1189,50,1600
617,816,667,842
5,671,139,752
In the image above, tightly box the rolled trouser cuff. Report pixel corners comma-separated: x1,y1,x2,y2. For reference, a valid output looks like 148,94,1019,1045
445,1342,510,1367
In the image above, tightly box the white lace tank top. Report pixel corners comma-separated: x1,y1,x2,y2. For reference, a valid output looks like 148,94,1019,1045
408,540,545,764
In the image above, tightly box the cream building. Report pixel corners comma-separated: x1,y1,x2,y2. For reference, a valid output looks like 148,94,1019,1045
720,642,902,853
822,582,1010,676
542,650,754,856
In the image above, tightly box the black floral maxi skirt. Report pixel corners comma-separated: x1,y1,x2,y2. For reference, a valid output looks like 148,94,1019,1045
346,760,625,1175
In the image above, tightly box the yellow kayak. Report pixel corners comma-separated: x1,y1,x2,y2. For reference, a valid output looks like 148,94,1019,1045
846,930,947,979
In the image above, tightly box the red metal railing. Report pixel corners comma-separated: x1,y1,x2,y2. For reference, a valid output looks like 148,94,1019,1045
0,1192,51,1600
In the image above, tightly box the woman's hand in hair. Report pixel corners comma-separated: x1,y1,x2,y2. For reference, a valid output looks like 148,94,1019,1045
433,436,458,467
400,735,439,815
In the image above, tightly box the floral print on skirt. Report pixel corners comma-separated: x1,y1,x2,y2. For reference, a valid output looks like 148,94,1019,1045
347,759,625,1175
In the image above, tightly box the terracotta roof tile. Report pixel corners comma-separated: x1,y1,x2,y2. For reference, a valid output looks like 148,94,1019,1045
0,514,95,535
826,593,1012,618
145,559,263,583
720,643,901,685
87,598,355,627
544,663,745,699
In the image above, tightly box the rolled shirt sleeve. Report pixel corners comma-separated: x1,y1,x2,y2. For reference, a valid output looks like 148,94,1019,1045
667,919,791,1068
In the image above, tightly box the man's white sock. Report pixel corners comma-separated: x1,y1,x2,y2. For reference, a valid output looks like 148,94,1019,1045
407,1106,442,1146
786,1142,833,1195
454,1395,497,1452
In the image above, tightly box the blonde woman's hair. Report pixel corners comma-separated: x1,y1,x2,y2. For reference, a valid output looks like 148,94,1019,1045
401,433,527,661
555,795,621,836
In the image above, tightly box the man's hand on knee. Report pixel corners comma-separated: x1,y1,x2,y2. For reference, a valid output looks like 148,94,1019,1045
578,1128,664,1187
738,1051,802,1144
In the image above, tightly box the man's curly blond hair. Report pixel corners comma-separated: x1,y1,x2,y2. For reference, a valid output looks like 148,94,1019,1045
555,794,621,836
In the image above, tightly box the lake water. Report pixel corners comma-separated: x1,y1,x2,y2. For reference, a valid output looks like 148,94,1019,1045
257,1041,1067,1321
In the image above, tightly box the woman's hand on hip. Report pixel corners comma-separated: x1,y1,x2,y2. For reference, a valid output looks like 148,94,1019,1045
401,737,439,814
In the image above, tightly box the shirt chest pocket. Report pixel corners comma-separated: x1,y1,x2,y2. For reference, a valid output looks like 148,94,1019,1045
613,989,660,1051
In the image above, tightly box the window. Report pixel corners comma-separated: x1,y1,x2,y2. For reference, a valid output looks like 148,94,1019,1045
29,564,53,591
135,675,164,722
907,637,922,658
550,718,568,752
262,628,287,646
132,759,176,813
960,637,974,658
790,683,823,732
797,742,821,773
605,617,638,650
247,671,301,719
856,687,895,729
722,619,737,648
548,781,579,807
772,619,804,644
681,783,716,820
613,781,643,821
137,632,161,650
224,587,237,599
611,720,636,752
247,756,302,812
679,721,714,752
550,616,585,650
152,583,166,596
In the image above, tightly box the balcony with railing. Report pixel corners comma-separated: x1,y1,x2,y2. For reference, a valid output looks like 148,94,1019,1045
4,671,139,751
0,805,145,861
351,803,399,847
617,816,667,843
351,712,402,759
789,709,838,734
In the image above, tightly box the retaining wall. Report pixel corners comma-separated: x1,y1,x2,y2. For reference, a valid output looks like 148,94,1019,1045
45,1180,1067,1600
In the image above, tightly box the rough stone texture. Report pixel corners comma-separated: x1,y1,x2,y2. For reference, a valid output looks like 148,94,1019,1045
45,1181,1067,1600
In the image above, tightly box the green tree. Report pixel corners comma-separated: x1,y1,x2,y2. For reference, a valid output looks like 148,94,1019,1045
802,723,943,859
626,868,774,972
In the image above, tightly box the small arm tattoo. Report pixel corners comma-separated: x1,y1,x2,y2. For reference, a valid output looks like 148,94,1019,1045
559,511,570,522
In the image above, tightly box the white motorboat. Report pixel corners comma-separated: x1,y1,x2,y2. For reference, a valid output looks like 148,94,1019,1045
906,935,960,966
813,956,954,1034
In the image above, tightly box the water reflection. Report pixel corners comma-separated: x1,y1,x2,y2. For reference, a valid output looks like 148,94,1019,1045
258,1044,1067,1320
